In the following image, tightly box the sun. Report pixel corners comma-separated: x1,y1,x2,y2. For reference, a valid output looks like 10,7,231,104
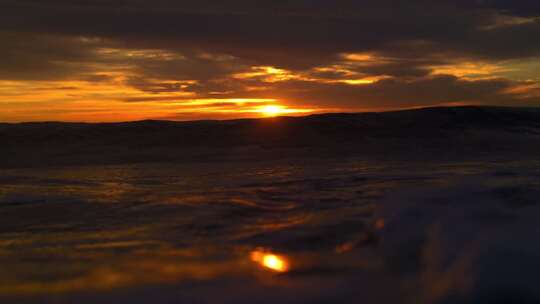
259,105,285,117
255,104,315,117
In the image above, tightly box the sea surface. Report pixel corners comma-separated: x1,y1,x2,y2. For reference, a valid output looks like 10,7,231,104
1,157,540,303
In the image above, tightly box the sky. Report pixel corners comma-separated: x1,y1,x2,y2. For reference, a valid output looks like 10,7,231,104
2,0,540,122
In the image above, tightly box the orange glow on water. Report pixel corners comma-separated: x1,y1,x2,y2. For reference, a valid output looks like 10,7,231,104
375,219,386,230
250,249,289,272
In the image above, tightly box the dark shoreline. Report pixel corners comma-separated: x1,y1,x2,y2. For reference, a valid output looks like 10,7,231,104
2,106,540,168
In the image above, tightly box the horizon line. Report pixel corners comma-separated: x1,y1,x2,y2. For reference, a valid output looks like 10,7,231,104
0,104,536,125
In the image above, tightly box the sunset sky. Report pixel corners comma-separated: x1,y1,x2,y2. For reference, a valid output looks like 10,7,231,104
2,0,540,122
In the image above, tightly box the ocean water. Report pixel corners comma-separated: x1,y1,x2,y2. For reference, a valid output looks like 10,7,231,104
1,157,540,303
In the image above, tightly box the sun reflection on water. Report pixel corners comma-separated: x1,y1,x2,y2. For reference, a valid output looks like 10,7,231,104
250,249,290,273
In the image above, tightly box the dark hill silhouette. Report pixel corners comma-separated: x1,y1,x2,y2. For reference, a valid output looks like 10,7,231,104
2,106,540,168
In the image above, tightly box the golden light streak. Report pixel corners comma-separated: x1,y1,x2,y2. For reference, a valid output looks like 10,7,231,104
502,82,540,98
430,61,508,80
340,79,376,85
233,66,299,82
342,53,375,62
96,48,185,61
313,65,356,76
325,76,390,85
250,249,290,272
234,65,383,86
159,98,277,107
0,79,196,122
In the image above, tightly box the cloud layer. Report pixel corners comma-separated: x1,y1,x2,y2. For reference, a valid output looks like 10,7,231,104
1,0,540,121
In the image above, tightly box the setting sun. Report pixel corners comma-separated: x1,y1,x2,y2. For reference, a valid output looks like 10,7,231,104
259,105,286,116
255,105,314,117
